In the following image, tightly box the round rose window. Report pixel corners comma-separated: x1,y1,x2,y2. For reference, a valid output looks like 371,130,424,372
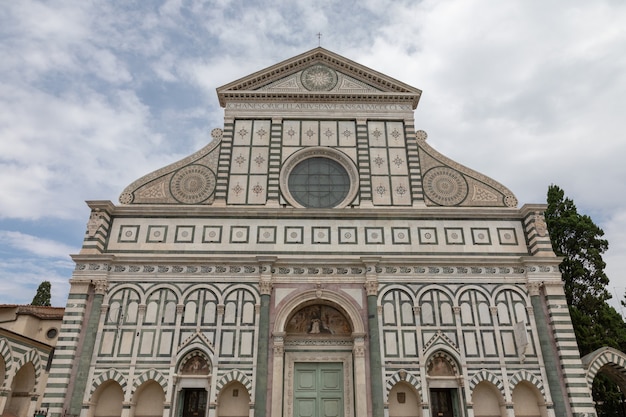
287,157,351,208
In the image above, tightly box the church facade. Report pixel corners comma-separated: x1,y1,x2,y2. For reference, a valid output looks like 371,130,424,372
41,48,598,417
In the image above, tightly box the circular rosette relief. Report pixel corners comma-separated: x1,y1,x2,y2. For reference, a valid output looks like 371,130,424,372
423,166,468,206
170,164,216,204
300,65,338,91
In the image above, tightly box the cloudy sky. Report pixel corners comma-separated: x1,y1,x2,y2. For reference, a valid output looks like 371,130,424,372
1,0,625,308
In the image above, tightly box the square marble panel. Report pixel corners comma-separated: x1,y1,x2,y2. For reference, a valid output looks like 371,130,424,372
147,226,167,243
338,227,358,244
285,226,303,244
257,226,276,244
230,226,249,243
392,227,411,244
365,227,384,244
418,227,438,244
471,228,491,245
202,226,222,243
175,226,195,243
498,228,518,245
445,228,465,245
118,225,140,243
312,227,331,244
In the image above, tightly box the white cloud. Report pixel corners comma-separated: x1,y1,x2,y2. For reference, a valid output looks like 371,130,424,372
0,231,77,258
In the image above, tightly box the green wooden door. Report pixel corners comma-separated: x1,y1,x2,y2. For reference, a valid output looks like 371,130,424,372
294,362,343,417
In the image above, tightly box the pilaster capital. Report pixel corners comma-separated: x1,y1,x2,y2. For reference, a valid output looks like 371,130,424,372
526,281,543,296
217,304,225,315
260,279,273,295
176,304,185,314
353,344,366,358
365,279,378,297
92,279,108,295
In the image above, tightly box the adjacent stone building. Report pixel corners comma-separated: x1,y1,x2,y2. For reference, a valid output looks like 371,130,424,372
40,48,600,417
0,305,63,417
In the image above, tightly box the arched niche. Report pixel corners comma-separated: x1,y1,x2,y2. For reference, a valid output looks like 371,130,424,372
285,303,352,337
273,289,365,335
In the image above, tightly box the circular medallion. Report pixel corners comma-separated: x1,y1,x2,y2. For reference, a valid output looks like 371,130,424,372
170,164,216,204
119,192,134,204
505,194,518,207
423,167,468,206
211,128,223,140
301,65,338,91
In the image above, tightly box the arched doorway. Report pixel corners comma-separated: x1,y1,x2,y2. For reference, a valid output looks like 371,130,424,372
425,351,464,417
174,351,211,417
271,290,367,417
582,347,626,416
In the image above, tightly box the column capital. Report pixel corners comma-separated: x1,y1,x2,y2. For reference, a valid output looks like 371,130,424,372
92,279,108,295
526,281,543,296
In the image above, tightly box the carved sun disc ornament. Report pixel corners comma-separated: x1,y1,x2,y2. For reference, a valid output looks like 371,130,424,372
423,166,468,206
170,164,216,204
301,65,338,91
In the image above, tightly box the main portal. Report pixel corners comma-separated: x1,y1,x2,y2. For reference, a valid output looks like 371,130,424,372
293,362,344,417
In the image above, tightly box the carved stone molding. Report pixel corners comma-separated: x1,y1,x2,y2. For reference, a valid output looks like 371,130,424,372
534,212,548,237
75,262,534,277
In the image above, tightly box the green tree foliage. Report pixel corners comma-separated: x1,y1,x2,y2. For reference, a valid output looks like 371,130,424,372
545,185,626,414
545,185,610,308
31,280,52,306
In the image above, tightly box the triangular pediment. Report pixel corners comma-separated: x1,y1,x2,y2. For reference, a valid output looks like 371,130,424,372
217,47,422,108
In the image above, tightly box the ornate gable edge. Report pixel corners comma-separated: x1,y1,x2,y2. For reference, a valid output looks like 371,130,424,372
416,130,518,208
118,128,222,205
216,47,422,109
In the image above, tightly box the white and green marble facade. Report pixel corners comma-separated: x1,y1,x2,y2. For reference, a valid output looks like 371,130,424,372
42,48,598,417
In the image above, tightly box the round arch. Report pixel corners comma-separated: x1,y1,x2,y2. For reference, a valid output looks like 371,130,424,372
582,346,626,392
273,289,365,335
